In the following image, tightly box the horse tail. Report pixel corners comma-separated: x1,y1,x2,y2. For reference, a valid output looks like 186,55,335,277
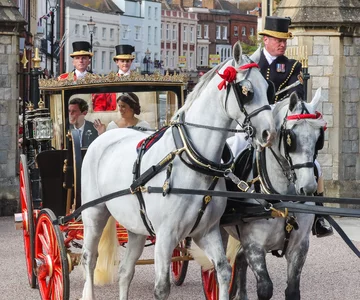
226,235,242,266
189,242,214,271
94,216,118,285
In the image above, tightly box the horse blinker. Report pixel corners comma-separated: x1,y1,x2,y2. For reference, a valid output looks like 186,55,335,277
283,129,296,152
233,79,254,105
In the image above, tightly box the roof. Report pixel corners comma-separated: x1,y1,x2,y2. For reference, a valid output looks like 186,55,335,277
66,0,123,15
276,0,360,26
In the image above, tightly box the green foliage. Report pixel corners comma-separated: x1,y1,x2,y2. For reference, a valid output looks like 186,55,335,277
240,36,264,55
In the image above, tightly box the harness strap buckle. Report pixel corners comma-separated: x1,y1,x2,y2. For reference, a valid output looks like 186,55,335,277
237,180,250,192
140,186,148,193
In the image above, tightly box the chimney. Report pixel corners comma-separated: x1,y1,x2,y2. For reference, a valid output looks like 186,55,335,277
202,0,215,9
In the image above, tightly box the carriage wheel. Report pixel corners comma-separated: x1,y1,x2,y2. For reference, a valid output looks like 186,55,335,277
171,237,191,286
34,209,70,300
201,262,235,300
19,154,37,288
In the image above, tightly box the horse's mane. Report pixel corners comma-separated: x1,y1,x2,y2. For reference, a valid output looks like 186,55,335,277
171,58,232,120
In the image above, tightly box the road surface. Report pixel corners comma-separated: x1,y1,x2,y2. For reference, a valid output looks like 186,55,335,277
0,216,359,299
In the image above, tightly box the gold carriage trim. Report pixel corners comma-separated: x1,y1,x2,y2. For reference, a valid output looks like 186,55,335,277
39,71,189,88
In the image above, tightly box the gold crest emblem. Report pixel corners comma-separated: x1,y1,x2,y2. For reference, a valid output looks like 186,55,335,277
242,86,249,96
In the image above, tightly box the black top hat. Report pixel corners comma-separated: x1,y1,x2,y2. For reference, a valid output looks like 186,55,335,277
113,44,135,61
70,41,93,57
259,16,293,39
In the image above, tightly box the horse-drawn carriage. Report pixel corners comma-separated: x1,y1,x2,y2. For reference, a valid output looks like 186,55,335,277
16,42,360,300
16,63,195,299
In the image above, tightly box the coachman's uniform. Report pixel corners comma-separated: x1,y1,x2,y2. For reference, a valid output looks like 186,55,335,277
258,16,333,237
92,44,136,111
258,52,304,104
58,41,93,81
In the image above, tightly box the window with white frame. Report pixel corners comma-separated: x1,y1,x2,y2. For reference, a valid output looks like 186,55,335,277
154,27,158,45
190,26,194,42
110,28,114,39
189,52,193,69
154,7,158,19
242,27,246,36
101,51,105,70
250,27,254,36
183,25,187,42
102,28,106,39
172,51,176,67
216,25,221,39
93,27,97,38
204,25,209,38
160,24,163,40
165,50,169,67
93,50,97,70
172,24,177,40
82,25,86,36
148,26,151,44
200,47,205,65
148,6,151,19
222,26,227,39
122,25,129,39
234,25,238,36
197,25,201,38
135,26,141,40
166,24,170,40
109,51,114,70
75,24,79,35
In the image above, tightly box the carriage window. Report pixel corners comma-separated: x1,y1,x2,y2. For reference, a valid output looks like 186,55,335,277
67,91,179,136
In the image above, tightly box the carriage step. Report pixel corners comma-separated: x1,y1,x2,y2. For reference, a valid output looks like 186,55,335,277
14,213,23,230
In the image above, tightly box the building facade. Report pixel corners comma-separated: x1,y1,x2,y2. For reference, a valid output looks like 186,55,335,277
161,2,198,73
65,1,122,74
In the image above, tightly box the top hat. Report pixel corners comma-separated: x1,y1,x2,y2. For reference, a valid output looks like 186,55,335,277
70,41,93,57
259,16,293,39
113,44,135,61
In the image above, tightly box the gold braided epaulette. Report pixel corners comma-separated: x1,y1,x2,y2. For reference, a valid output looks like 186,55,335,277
39,71,189,88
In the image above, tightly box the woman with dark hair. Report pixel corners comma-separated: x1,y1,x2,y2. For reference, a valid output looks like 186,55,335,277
94,92,150,134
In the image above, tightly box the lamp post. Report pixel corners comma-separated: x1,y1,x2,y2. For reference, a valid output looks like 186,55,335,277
48,0,57,77
87,16,96,72
143,48,151,74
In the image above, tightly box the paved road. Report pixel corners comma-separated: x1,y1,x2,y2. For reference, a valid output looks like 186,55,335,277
0,216,359,300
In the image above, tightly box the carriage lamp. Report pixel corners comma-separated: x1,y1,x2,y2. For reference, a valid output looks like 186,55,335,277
33,99,53,141
33,117,53,141
24,102,35,139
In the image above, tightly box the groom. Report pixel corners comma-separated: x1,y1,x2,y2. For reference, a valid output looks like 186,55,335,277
68,98,98,148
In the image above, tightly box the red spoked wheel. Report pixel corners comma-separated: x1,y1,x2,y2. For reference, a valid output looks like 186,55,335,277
34,209,69,300
19,154,37,288
201,262,235,300
171,237,191,286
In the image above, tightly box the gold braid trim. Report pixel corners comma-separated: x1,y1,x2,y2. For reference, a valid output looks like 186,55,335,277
275,60,299,102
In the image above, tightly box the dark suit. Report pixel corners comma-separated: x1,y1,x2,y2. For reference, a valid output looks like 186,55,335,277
69,120,98,148
258,51,304,103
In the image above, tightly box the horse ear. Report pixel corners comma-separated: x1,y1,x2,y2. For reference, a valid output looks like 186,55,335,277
249,46,262,63
288,91,299,112
233,41,243,66
309,87,323,111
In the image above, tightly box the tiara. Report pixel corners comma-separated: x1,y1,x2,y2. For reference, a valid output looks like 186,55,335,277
122,93,137,103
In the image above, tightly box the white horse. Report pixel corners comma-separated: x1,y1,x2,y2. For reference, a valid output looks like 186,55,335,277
225,88,326,300
80,41,275,300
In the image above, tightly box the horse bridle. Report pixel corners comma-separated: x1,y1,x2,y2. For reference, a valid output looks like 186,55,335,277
272,101,321,184
224,61,272,138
